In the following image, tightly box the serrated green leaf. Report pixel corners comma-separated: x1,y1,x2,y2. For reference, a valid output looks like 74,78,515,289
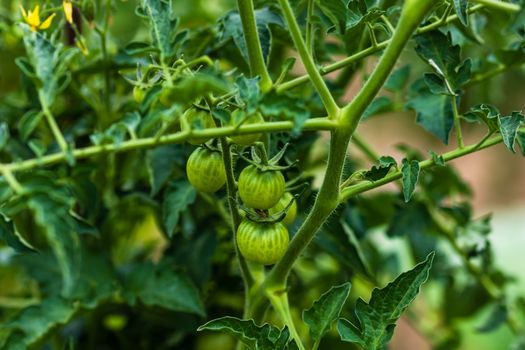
498,112,524,153
123,261,205,316
363,96,394,119
0,212,35,253
429,150,445,166
315,0,350,34
338,252,434,350
385,65,410,92
0,123,9,151
198,316,291,350
26,192,81,296
401,158,420,202
260,92,310,137
140,0,181,58
2,297,77,349
453,0,469,26
17,110,43,141
363,157,396,181
463,104,500,133
406,78,454,144
414,31,471,95
303,282,351,343
162,74,230,106
162,179,197,237
476,302,507,333
20,25,75,107
220,7,283,65
337,318,365,345
236,76,261,114
146,145,184,196
386,200,431,238
517,131,525,156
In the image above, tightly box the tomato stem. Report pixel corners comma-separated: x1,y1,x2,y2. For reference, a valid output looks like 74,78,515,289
236,0,273,92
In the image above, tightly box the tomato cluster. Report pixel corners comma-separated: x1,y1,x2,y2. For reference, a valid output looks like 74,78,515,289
184,107,297,265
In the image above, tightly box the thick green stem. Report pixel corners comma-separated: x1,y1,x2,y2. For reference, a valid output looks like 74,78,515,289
277,0,340,118
3,118,336,174
249,0,436,319
220,140,254,289
236,0,273,92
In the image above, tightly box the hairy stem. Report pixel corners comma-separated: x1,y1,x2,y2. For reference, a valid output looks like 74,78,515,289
249,0,436,319
219,140,254,289
236,0,273,92
40,96,68,154
277,0,340,118
2,118,336,174
451,95,465,148
339,132,511,202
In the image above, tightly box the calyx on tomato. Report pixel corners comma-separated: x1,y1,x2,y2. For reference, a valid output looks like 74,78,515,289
237,143,297,210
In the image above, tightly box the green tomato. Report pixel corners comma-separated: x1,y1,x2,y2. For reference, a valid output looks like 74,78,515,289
238,165,285,209
133,86,145,104
268,192,297,226
186,147,226,193
181,108,216,145
229,110,265,146
236,219,289,265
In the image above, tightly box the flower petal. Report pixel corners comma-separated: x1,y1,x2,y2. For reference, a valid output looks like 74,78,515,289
27,5,41,27
39,13,56,30
63,0,73,24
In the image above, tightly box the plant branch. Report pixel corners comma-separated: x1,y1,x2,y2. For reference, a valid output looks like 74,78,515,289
451,95,465,148
277,0,340,118
219,139,255,288
339,133,509,202
470,0,520,12
236,0,273,92
2,118,336,174
39,96,68,154
305,0,315,54
275,4,493,93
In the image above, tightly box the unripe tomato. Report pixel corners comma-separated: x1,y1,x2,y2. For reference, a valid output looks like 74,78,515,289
236,219,289,265
181,108,216,145
268,192,297,226
238,165,285,209
186,148,226,193
133,86,145,104
229,110,264,146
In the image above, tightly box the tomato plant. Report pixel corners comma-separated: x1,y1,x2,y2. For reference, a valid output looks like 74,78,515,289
0,0,525,349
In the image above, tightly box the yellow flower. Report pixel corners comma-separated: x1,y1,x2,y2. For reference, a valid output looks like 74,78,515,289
19,4,56,31
63,0,73,24
75,37,89,55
